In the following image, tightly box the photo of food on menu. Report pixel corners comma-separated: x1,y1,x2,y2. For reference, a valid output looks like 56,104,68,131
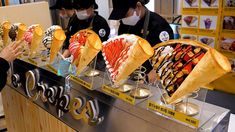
223,16,235,31
225,0,235,7
220,37,235,52
201,0,219,8
183,0,199,8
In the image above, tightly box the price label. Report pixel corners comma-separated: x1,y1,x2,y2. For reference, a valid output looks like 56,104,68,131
200,8,219,15
147,101,199,128
182,8,199,14
102,85,135,105
46,65,58,75
180,28,198,34
199,29,216,36
224,7,235,12
70,75,92,90
27,58,38,66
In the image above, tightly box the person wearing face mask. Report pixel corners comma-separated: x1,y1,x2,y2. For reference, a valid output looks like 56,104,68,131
50,0,76,19
50,0,110,71
109,0,174,83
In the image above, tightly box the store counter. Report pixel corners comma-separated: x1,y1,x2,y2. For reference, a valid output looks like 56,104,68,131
1,59,231,132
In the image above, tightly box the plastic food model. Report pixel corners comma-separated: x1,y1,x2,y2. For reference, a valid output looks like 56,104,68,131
0,24,3,39
42,25,62,49
24,24,43,57
150,40,231,104
9,23,27,41
48,27,66,63
1,21,11,46
69,29,102,75
102,34,154,86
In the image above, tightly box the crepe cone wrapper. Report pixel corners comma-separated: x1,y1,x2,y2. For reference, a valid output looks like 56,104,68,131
29,26,43,57
76,32,102,75
16,23,27,41
50,29,66,63
2,21,11,46
114,35,154,85
153,40,231,104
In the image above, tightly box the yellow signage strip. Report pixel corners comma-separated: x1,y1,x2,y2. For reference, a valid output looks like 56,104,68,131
70,75,92,90
147,101,199,128
27,58,38,66
46,65,58,75
102,85,135,105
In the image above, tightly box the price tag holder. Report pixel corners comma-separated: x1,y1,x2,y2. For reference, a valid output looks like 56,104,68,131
46,65,58,75
27,58,38,66
102,85,135,105
70,75,92,90
147,101,199,128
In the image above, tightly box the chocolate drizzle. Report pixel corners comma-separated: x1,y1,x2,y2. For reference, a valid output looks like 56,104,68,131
152,43,207,96
9,25,18,41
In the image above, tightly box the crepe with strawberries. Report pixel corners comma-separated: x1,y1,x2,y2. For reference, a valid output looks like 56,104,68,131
102,34,154,86
69,29,102,75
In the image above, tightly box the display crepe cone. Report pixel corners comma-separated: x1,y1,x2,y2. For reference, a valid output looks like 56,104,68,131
162,41,231,104
16,23,27,41
50,29,66,63
76,33,102,75
29,26,43,57
2,21,11,46
114,36,154,85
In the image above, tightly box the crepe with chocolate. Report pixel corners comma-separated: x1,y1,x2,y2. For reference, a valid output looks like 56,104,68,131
42,25,62,49
151,40,231,104
9,23,27,41
49,28,66,63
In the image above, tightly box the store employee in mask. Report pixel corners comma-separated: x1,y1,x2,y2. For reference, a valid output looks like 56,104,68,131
51,0,110,71
109,0,173,83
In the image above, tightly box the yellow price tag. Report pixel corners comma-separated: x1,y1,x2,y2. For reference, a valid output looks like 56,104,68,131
70,75,92,90
102,85,135,105
147,101,199,128
46,65,58,75
27,58,38,66
224,7,235,12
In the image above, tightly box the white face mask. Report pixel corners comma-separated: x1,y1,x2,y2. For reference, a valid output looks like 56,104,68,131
76,10,90,20
122,11,140,26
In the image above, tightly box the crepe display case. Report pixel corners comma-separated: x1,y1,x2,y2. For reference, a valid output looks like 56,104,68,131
146,39,231,129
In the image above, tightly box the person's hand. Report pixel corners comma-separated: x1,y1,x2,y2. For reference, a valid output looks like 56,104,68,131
0,40,23,62
147,69,157,83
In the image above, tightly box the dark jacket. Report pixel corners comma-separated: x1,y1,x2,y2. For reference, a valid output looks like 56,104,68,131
63,12,110,71
118,11,174,74
0,57,9,90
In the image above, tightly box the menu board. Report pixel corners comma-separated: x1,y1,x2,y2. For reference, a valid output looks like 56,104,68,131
181,0,222,48
181,0,235,94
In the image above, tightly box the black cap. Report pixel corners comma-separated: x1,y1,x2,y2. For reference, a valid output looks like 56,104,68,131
73,0,98,10
109,0,139,20
50,0,74,10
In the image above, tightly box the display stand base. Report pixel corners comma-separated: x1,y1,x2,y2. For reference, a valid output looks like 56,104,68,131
175,102,199,116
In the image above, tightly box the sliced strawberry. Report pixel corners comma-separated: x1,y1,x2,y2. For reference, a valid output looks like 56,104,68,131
176,76,184,85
